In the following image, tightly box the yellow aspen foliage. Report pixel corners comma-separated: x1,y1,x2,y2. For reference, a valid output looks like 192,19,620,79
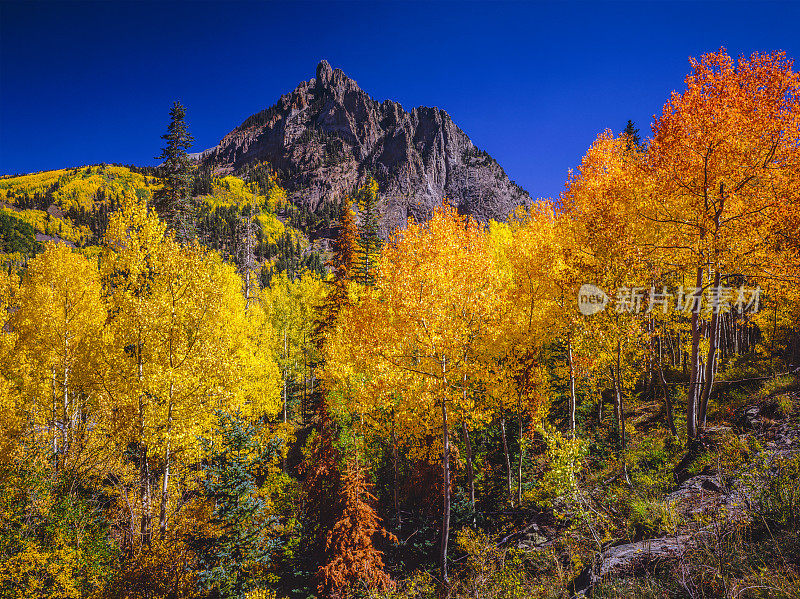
0,166,158,214
486,203,566,408
100,196,281,543
9,243,105,469
0,206,91,246
0,269,20,461
261,271,324,423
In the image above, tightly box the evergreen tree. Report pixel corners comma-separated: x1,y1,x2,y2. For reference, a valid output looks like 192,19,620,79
302,397,343,571
622,119,643,151
154,101,196,242
313,204,359,347
315,455,396,596
196,411,281,599
354,177,382,287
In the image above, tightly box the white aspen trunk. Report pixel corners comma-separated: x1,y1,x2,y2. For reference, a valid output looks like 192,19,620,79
62,364,69,470
687,266,704,443
568,335,577,437
137,332,151,545
159,384,173,537
439,358,451,585
51,368,58,471
501,416,513,505
699,270,722,428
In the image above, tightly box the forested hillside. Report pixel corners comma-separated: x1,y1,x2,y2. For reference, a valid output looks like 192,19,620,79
1,49,800,599
0,163,324,282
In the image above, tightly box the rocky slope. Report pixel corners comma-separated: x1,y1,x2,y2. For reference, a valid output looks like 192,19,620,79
577,395,800,595
200,60,532,233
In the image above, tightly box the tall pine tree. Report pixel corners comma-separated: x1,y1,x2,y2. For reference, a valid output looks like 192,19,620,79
622,119,642,151
154,101,196,242
354,178,381,287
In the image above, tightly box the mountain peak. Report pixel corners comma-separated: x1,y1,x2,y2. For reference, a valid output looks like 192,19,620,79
202,64,531,232
316,60,333,86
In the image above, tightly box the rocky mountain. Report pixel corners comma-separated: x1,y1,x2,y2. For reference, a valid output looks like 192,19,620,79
200,60,532,233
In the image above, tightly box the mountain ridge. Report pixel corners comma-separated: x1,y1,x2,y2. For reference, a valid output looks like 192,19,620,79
200,60,533,233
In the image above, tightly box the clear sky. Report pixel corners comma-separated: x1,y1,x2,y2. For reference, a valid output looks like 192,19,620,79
1,1,798,200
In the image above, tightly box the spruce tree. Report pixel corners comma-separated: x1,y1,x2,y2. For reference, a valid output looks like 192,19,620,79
196,411,279,598
315,455,396,596
354,177,381,287
154,101,196,242
622,119,643,151
312,203,358,347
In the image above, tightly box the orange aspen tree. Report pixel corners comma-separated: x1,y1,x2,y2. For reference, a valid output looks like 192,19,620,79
330,206,499,585
646,49,800,440
562,132,651,478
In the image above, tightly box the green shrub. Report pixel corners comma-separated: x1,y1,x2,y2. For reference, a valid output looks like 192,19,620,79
0,462,118,599
760,373,799,399
627,498,681,539
0,210,41,256
689,430,749,476
756,455,800,530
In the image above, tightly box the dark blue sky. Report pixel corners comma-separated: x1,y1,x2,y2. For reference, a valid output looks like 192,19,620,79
1,1,798,200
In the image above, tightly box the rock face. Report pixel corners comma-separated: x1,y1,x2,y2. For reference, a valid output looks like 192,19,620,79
200,60,532,233
586,535,694,589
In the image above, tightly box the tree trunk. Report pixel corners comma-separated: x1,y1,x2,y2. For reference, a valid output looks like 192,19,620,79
644,317,654,400
611,343,631,485
302,342,308,426
439,394,451,585
516,410,524,507
51,368,58,472
611,370,621,449
137,334,151,545
670,330,677,368
391,410,401,526
687,266,704,443
283,331,288,424
500,416,513,505
658,333,677,436
462,421,475,519
140,445,151,545
61,364,69,471
159,392,173,537
699,270,721,429
598,386,603,423
158,443,170,537
567,336,577,437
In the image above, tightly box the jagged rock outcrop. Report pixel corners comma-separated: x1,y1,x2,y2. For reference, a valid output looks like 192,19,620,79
200,60,532,233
